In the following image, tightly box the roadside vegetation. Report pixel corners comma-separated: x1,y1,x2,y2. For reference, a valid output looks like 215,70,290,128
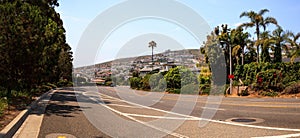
0,0,73,119
130,9,300,97
201,9,300,96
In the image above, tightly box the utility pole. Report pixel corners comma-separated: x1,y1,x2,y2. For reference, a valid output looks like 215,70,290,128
221,41,233,95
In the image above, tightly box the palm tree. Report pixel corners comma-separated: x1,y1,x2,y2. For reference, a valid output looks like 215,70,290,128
148,41,157,69
239,9,277,62
256,31,275,62
287,32,300,63
230,28,250,65
271,26,289,62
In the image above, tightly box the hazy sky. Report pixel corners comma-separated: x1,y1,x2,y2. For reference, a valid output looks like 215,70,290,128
56,0,300,67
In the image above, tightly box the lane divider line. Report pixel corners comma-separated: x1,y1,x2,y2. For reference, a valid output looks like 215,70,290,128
252,133,300,138
87,94,189,138
107,104,142,108
98,92,300,132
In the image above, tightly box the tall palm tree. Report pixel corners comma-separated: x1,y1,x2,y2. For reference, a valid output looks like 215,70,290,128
148,41,157,69
256,31,275,62
271,26,289,62
287,32,300,63
230,28,250,65
239,9,277,62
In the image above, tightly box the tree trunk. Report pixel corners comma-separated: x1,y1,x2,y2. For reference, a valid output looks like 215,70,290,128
241,46,245,65
256,24,260,63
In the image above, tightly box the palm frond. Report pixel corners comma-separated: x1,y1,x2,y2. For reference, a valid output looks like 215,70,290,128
259,9,269,16
239,11,249,18
232,45,241,56
264,17,278,25
294,32,300,41
239,22,254,30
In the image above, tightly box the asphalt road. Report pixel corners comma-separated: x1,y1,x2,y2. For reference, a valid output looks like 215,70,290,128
38,86,300,138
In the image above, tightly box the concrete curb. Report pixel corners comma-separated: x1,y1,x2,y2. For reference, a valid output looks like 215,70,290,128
0,89,55,138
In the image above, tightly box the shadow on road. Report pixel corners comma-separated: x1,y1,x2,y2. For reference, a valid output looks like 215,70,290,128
44,91,91,118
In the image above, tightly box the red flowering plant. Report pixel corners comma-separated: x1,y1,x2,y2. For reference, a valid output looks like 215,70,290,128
256,69,283,91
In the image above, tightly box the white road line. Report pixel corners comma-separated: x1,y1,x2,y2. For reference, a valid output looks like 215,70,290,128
152,100,164,103
124,113,198,120
99,92,300,132
107,104,142,108
100,98,121,102
88,96,189,138
252,133,300,138
201,107,225,111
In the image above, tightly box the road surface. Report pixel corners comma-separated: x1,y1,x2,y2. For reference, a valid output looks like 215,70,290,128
36,86,300,138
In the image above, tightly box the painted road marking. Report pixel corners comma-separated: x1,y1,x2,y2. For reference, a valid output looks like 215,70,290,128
108,104,142,108
152,100,164,103
201,107,225,111
103,87,300,108
252,133,300,138
99,92,300,132
87,96,189,138
124,113,198,120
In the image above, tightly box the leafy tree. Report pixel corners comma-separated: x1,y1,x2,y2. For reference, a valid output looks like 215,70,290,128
240,9,277,62
271,26,289,63
0,0,72,100
287,31,300,63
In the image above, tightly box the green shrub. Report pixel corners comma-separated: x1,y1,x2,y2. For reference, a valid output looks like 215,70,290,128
256,69,283,91
168,88,181,94
282,81,300,94
141,74,151,90
130,77,142,89
199,84,210,95
47,83,57,89
57,79,72,87
0,98,8,117
40,84,52,92
181,84,199,95
260,90,278,97
234,62,300,92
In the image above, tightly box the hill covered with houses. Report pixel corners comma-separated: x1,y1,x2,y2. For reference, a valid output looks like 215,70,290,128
74,49,204,85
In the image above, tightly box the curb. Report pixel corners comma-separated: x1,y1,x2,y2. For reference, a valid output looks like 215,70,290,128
0,89,55,138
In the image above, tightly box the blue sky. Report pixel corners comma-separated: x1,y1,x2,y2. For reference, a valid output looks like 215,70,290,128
56,0,300,67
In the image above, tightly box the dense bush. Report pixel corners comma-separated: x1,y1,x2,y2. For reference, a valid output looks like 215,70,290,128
130,66,199,94
141,74,151,90
256,69,283,91
181,84,199,95
0,98,7,117
234,62,300,92
282,81,300,95
164,66,198,90
149,73,166,92
129,77,142,89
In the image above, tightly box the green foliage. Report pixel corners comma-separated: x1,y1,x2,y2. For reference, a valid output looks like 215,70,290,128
141,74,151,90
234,62,300,92
256,69,283,91
0,1,72,101
260,90,278,97
181,84,199,95
129,66,199,94
149,73,166,92
57,79,73,87
0,98,8,117
130,77,142,89
282,81,300,95
167,88,181,94
164,66,198,90
164,67,181,89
